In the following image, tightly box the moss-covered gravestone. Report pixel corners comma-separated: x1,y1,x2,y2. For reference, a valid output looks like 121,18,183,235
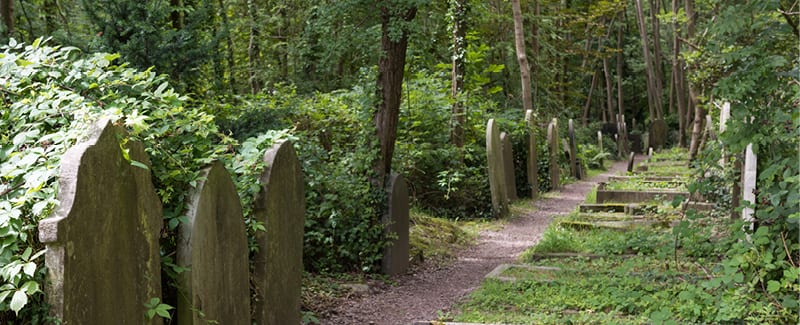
38,120,163,324
486,119,508,217
382,174,409,275
648,119,667,150
500,132,518,201
253,140,305,325
568,119,582,180
178,161,250,324
547,119,560,189
525,110,539,199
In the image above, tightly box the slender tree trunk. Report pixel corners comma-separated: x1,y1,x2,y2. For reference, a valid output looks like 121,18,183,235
511,0,533,113
583,69,599,127
649,0,664,120
216,0,236,93
532,0,540,108
684,0,704,160
672,0,686,146
616,10,625,124
450,0,468,148
170,0,183,29
635,0,659,122
0,0,13,37
373,6,417,189
247,0,261,94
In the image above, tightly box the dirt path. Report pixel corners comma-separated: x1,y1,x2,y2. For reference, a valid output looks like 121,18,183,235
321,159,630,325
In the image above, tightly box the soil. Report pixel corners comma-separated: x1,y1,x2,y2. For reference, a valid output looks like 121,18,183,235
320,159,631,325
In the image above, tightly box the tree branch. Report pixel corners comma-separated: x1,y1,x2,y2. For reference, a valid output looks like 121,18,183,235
779,5,800,39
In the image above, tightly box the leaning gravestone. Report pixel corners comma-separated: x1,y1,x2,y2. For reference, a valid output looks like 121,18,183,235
648,119,667,150
742,144,757,230
382,174,409,275
178,161,250,325
525,110,539,199
627,152,636,173
486,119,508,217
253,140,306,325
500,132,518,201
38,120,163,324
568,119,582,180
547,119,560,189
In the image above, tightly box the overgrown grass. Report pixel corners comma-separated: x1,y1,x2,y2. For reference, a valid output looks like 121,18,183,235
409,208,479,263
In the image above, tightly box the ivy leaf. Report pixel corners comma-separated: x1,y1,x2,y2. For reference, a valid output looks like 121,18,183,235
10,290,27,315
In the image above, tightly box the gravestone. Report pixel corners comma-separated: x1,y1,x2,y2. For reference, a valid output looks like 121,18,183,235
742,144,757,230
622,121,630,154
648,147,654,158
500,132,518,201
382,174,410,275
486,119,508,217
178,161,250,325
616,132,622,158
648,119,667,150
719,102,731,166
627,152,636,172
597,131,604,167
253,140,306,325
547,119,560,189
568,119,581,180
629,133,642,154
525,110,539,199
38,120,163,324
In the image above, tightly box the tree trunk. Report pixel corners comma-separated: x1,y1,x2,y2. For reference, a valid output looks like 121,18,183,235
247,0,261,94
583,69,599,126
450,0,468,148
685,0,704,160
373,6,417,189
511,0,533,113
634,0,659,122
672,0,686,147
170,0,183,29
0,0,13,37
616,10,625,125
532,0,540,108
649,0,664,120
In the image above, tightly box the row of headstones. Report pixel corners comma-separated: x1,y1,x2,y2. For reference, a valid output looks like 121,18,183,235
37,120,411,324
486,110,587,218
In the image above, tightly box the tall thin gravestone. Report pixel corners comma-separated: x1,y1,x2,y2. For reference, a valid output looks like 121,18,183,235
382,174,409,275
719,102,731,166
486,119,508,217
742,144,757,231
39,120,163,324
253,140,306,325
525,110,539,199
597,131,604,167
627,152,636,173
178,161,250,325
547,119,560,190
568,119,582,180
500,132,518,201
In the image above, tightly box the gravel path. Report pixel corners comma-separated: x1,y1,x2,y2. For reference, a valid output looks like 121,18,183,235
321,159,630,325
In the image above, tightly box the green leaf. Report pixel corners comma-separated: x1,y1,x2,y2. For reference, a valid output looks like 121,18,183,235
22,262,36,277
10,290,27,314
20,281,39,294
767,280,780,293
130,160,150,170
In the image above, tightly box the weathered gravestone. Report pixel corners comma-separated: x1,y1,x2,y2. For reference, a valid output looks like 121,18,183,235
253,140,305,325
39,120,163,324
627,152,636,173
719,102,731,166
597,131,604,167
486,119,508,217
525,110,539,199
500,132,518,201
648,119,667,150
742,144,757,230
568,119,582,180
382,174,409,275
178,161,250,325
547,119,560,189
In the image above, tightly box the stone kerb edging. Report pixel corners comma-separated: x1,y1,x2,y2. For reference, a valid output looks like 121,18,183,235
178,161,250,324
39,120,163,324
253,140,306,325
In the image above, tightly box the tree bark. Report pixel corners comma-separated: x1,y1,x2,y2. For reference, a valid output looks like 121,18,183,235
649,0,664,120
616,10,625,126
247,0,262,94
0,0,13,37
634,0,660,122
583,68,599,126
684,0,704,160
672,0,686,147
373,6,417,189
511,0,533,113
450,0,468,148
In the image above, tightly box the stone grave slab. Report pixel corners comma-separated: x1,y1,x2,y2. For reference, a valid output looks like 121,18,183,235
253,140,306,325
382,174,410,275
38,120,163,324
486,119,508,217
178,161,250,324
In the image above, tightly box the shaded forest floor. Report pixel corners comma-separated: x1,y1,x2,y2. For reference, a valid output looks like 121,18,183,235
319,159,630,324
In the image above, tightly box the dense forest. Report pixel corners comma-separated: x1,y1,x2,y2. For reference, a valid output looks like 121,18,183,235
0,0,797,322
